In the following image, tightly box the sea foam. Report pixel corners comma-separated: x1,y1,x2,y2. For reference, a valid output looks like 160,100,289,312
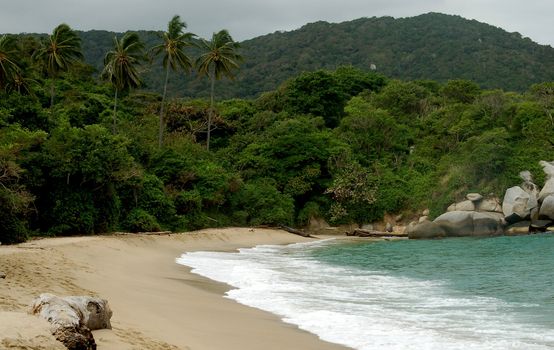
176,240,554,350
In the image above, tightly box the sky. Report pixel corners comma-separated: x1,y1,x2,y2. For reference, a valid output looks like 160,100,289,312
1,0,553,47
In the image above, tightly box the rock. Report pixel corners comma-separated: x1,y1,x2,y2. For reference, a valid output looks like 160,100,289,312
433,211,504,237
447,200,475,212
531,207,540,221
407,220,446,239
385,222,393,232
30,293,112,350
361,224,374,231
476,197,502,212
539,161,554,202
530,220,553,232
505,221,531,235
504,212,526,225
418,216,429,223
547,226,554,232
422,209,430,216
502,186,532,218
466,193,483,202
539,195,554,220
0,272,5,279
394,214,404,222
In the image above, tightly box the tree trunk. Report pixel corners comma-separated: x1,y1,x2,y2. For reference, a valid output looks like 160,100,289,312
159,67,170,147
207,71,215,151
112,89,118,134
50,81,55,108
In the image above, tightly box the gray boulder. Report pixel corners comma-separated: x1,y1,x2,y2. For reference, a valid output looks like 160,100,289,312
505,221,531,235
539,161,554,202
447,200,475,212
476,196,502,213
539,195,554,220
466,193,483,202
502,186,532,218
407,220,446,239
433,211,504,237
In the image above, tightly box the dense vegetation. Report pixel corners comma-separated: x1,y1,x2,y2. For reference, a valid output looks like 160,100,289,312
70,13,554,98
1,19,553,245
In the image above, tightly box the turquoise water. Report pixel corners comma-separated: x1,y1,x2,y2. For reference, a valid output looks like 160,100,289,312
178,234,554,349
314,235,554,327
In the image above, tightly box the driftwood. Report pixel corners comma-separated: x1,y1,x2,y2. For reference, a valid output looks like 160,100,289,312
347,228,408,238
279,225,313,238
30,293,113,350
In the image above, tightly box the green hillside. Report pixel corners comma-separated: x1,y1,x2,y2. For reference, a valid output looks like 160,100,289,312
73,13,554,98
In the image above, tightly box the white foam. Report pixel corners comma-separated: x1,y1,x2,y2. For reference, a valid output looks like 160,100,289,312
176,242,554,350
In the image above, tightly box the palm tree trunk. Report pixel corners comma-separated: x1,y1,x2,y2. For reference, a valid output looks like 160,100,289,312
159,67,170,148
207,72,215,151
113,89,118,134
50,81,55,108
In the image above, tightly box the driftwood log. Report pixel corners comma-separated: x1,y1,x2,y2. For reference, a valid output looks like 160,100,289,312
279,225,313,238
30,293,113,350
347,228,408,238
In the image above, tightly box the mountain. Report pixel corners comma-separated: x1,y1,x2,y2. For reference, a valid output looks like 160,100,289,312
77,13,554,98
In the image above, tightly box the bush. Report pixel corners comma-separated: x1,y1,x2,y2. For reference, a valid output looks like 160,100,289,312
123,209,161,233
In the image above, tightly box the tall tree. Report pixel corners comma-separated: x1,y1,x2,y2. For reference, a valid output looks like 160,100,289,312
101,32,145,133
0,35,21,91
196,29,242,151
33,24,82,106
150,15,195,147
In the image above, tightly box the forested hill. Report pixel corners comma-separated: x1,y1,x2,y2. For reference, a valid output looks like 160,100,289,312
76,12,554,97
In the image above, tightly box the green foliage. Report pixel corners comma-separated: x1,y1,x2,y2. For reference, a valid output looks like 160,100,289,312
123,208,161,233
230,179,294,226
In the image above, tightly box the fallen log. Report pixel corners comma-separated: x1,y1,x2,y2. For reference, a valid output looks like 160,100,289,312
349,228,408,238
30,293,112,350
279,225,313,238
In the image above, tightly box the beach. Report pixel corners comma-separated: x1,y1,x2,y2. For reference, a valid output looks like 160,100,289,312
0,228,350,349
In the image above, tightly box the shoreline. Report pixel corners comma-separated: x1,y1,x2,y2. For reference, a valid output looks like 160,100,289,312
0,228,352,350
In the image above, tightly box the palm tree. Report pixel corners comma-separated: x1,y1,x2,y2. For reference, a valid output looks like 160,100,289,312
101,32,145,133
150,15,195,147
33,24,82,106
196,29,242,151
0,35,21,90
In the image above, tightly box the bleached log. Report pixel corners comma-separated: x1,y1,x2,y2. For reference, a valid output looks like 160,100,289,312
30,293,112,350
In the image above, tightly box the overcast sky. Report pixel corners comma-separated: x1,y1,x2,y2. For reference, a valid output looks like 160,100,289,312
1,0,552,47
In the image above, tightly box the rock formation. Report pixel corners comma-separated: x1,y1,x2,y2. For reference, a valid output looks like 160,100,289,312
409,160,554,239
30,293,112,350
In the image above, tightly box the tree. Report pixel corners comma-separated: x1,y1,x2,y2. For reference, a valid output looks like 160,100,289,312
101,32,145,133
150,15,195,147
33,24,82,107
196,29,242,151
0,35,21,91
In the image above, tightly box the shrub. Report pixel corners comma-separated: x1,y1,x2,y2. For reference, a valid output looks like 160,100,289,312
123,209,161,233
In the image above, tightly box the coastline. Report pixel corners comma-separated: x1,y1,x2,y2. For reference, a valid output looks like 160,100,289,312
0,228,351,350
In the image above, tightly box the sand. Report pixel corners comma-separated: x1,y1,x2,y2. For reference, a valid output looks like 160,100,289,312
0,228,351,350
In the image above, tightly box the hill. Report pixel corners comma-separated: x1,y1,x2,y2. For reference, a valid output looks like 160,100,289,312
63,13,554,97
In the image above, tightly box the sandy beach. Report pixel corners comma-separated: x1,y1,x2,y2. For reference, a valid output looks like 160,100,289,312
0,228,351,349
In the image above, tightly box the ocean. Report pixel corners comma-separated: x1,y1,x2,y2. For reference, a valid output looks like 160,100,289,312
176,234,554,349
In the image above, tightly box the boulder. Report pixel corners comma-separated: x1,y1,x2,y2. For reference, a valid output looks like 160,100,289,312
476,197,502,213
447,200,475,212
502,186,532,218
0,272,5,279
30,293,112,350
539,195,554,220
385,222,393,232
433,211,504,237
505,221,531,235
418,216,429,223
539,161,554,202
422,209,430,216
466,193,483,202
530,220,553,232
407,220,446,239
